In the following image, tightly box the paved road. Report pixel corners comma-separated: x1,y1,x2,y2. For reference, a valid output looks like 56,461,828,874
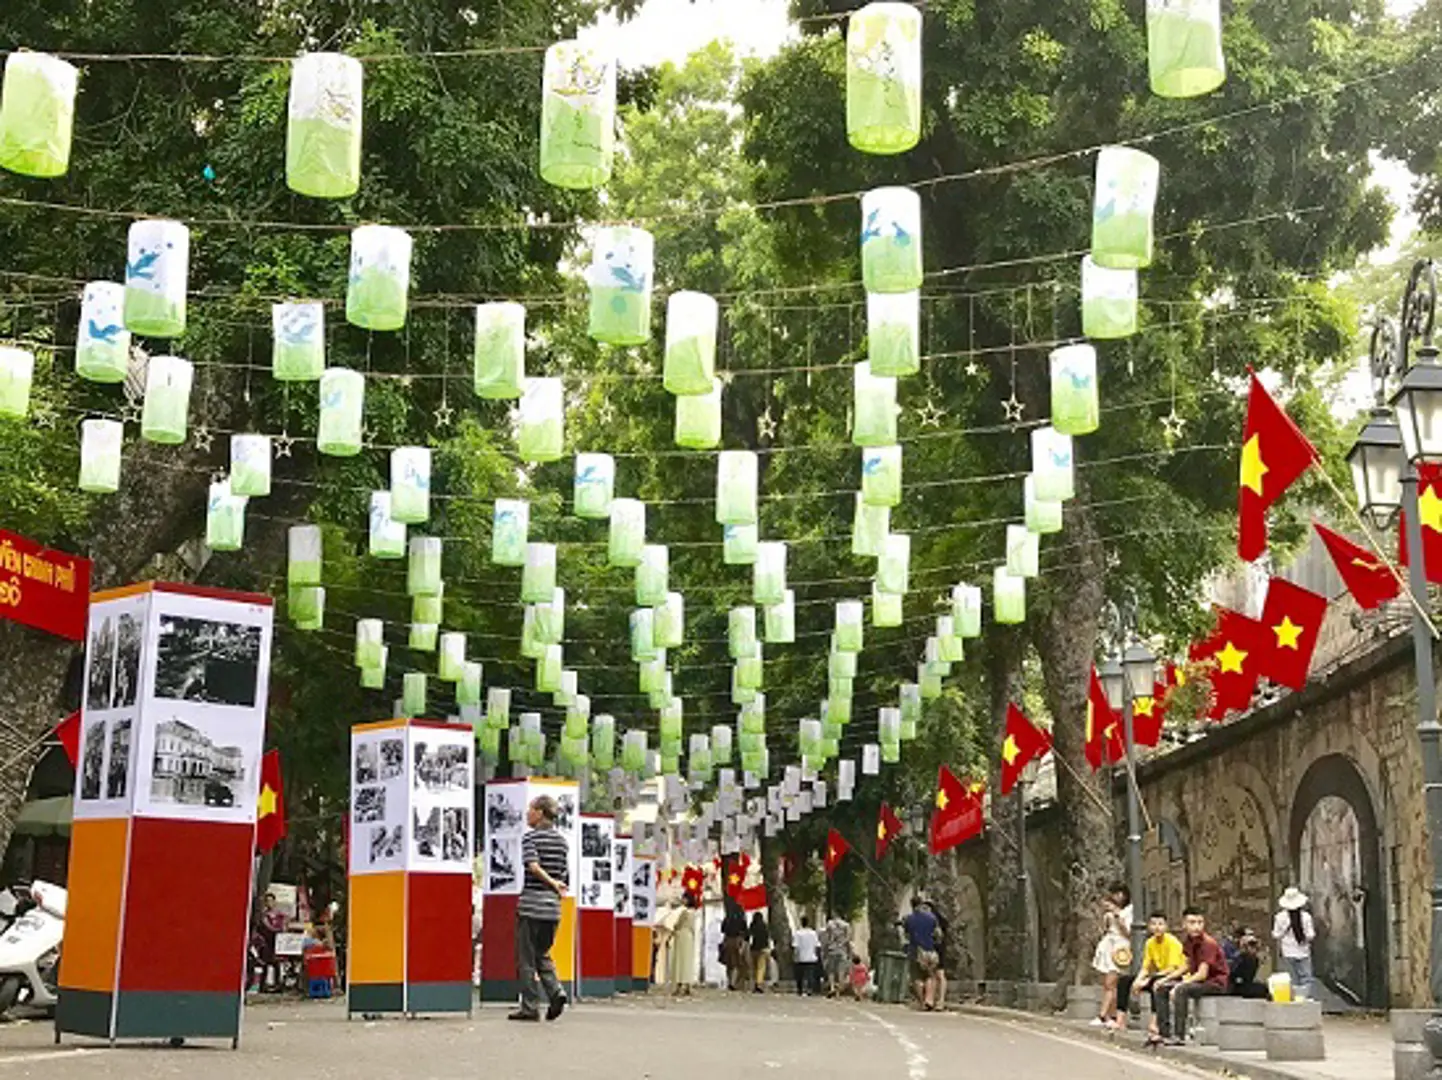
0,994,1215,1080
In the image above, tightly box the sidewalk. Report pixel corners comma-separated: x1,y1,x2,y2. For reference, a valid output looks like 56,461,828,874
952,1003,1391,1080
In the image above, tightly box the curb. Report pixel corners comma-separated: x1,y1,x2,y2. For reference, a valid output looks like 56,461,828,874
951,1003,1319,1080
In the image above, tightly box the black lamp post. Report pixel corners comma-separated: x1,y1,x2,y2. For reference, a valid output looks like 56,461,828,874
1099,638,1157,968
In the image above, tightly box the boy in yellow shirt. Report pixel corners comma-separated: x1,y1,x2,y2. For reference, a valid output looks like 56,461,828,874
1119,911,1185,1038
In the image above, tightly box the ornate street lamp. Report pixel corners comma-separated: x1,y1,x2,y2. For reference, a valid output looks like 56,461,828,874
1099,635,1151,968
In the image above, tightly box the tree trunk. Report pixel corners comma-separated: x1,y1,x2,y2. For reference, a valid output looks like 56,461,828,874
1032,488,1118,986
984,626,1027,981
865,859,901,966
761,835,794,981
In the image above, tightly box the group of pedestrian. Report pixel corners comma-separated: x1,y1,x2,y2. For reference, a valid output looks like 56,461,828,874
1093,884,1318,1046
720,901,775,992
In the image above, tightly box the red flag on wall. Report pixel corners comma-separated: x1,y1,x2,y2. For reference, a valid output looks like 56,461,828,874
256,749,287,853
1399,463,1442,584
55,711,79,767
1190,609,1267,720
824,828,850,877
1000,704,1052,795
736,882,769,912
876,802,904,861
1131,664,1178,749
1237,374,1318,562
930,766,984,854
1315,523,1400,610
1256,577,1328,691
1086,668,1124,771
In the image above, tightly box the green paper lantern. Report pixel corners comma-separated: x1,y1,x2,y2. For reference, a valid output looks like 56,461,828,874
290,586,324,630
402,672,427,718
1006,524,1040,579
535,588,565,645
829,649,857,680
764,590,795,644
878,707,901,745
845,3,922,156
861,186,922,294
799,719,822,762
675,378,721,449
410,622,438,651
369,492,407,560
867,290,920,376
488,687,512,728
540,39,616,190
826,696,852,726
852,361,898,447
286,53,363,199
923,638,951,679
355,619,384,668
716,450,758,526
287,524,323,586
1147,0,1226,99
588,226,654,346
608,497,646,568
1081,256,1138,340
653,591,684,650
647,672,673,710
876,531,910,595
994,566,1026,625
740,696,767,734
0,51,77,178
413,585,443,626
140,354,192,444
407,536,443,597
79,418,123,493
952,583,982,638
563,695,589,735
728,606,757,660
881,740,902,763
834,600,864,653
736,646,764,690
477,725,501,761
732,667,757,705
473,302,526,399
630,608,658,662
521,542,557,604
636,544,669,607
852,493,890,558
76,283,130,383
390,446,431,525
347,225,411,331
1092,146,1161,270
871,583,902,627
360,647,388,689
829,675,853,702
712,724,733,765
457,661,483,706
664,290,718,395
1031,425,1076,503
724,523,758,565
518,377,565,462
919,664,942,700
317,367,365,457
1050,344,1099,437
439,632,467,682
536,644,563,693
659,698,683,742
753,540,787,606
124,220,189,338
554,669,578,709
230,434,272,498
271,301,325,382
862,444,902,508
738,731,764,754
574,452,615,519
591,714,616,768
492,499,529,567
621,730,647,774
936,616,964,663
206,479,247,552
900,683,921,725
1025,475,1064,536
899,717,917,741
638,656,667,694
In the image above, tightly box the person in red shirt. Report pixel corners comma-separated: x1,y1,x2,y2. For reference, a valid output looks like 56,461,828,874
1154,906,1229,1046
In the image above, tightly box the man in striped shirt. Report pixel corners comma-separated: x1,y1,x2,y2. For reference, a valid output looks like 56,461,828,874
511,795,570,1022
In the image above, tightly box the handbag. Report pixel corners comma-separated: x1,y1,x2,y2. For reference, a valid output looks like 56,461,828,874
1112,944,1134,969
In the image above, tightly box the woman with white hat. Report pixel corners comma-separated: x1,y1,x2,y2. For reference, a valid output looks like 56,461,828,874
1271,887,1316,1000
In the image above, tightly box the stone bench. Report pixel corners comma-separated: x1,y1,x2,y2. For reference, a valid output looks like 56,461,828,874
1264,1001,1324,1061
1392,1009,1434,1080
1018,982,1060,1013
1214,997,1267,1052
1192,995,1219,1046
1064,983,1102,1021
946,979,981,1003
986,979,1018,1008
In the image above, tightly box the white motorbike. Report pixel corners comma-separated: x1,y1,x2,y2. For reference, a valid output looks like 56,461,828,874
0,881,65,1018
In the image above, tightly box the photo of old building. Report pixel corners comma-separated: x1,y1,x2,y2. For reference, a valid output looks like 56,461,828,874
150,718,247,808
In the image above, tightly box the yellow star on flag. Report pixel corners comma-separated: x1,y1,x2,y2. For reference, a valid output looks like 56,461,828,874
827,845,837,862
1217,641,1248,674
1002,734,1020,765
1420,484,1442,533
1085,700,1094,741
728,872,741,887
877,820,887,840
258,784,278,818
935,787,949,811
1273,616,1304,650
1134,697,1155,717
1240,434,1269,496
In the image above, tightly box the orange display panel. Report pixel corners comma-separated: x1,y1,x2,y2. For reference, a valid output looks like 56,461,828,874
58,818,129,993
349,871,406,985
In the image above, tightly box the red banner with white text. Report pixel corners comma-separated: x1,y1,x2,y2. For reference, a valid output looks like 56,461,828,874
0,529,90,640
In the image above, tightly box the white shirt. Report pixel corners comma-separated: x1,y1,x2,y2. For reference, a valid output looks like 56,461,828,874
1272,910,1315,960
793,927,821,963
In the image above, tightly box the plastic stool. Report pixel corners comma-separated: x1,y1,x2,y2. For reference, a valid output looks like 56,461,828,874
308,977,332,999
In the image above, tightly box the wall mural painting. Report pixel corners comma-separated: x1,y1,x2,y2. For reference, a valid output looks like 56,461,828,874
1189,787,1273,938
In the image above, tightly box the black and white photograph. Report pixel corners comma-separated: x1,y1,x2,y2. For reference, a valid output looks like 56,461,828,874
634,861,652,890
485,788,525,836
614,845,630,878
413,806,441,859
80,720,104,800
379,738,403,780
442,807,469,861
106,719,131,801
153,615,262,707
413,742,469,793
354,742,379,785
614,882,630,914
581,821,611,859
148,717,248,808
591,859,611,883
632,892,651,923
488,836,519,891
580,883,602,908
368,824,403,864
111,613,141,709
555,792,576,833
86,616,115,711
355,785,387,823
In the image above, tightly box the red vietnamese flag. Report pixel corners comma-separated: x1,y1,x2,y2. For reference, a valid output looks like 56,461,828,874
1316,524,1400,610
930,765,984,854
1257,577,1329,691
1086,668,1125,771
876,802,904,861
724,852,752,899
1399,463,1442,584
1000,704,1052,795
256,749,286,853
824,828,850,878
55,711,80,767
1190,609,1267,720
1131,663,1180,749
736,882,769,912
1238,374,1319,562
682,864,705,899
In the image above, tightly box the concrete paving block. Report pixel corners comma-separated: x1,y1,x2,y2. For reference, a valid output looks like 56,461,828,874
1395,1043,1432,1080
1214,997,1267,1025
1265,1028,1325,1061
1392,1009,1435,1043
1216,1025,1268,1053
1264,1001,1322,1031
988,980,1018,1008
1195,997,1219,1047
1064,984,1101,1020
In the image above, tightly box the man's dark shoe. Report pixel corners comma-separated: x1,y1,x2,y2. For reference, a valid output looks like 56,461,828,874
546,992,568,1021
508,1009,541,1022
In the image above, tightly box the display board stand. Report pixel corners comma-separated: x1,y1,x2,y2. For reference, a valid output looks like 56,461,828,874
631,855,657,992
347,718,474,1018
612,834,632,995
576,812,615,998
57,582,274,1047
478,777,580,1003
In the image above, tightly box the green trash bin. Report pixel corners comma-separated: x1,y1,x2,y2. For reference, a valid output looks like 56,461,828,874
876,950,909,1004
